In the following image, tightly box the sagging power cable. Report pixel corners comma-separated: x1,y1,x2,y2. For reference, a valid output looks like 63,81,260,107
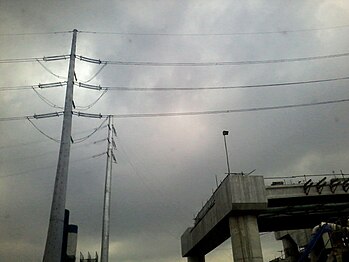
73,117,108,143
76,51,349,67
74,89,108,110
0,54,69,64
77,75,349,92
0,82,66,92
78,24,349,36
32,87,64,109
72,97,349,119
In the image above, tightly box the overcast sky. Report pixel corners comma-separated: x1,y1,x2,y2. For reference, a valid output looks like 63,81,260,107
1,1,349,261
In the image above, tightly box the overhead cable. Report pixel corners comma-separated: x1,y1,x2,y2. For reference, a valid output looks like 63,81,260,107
0,57,44,63
78,75,349,92
0,115,33,121
0,54,69,64
76,52,349,67
0,82,65,92
36,59,67,79
3,98,348,122
78,63,108,83
0,148,59,164
0,85,35,91
73,97,349,119
74,89,108,110
0,31,72,36
27,118,60,143
78,24,349,36
0,155,99,179
73,117,108,143
0,139,47,150
32,87,63,109
0,111,63,122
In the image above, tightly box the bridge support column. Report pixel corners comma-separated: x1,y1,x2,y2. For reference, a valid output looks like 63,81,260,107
187,255,205,262
229,215,263,262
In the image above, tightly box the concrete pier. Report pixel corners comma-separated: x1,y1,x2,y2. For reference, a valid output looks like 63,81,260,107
187,256,205,262
229,215,263,262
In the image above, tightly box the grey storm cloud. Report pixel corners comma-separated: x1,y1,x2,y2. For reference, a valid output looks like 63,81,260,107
1,1,349,261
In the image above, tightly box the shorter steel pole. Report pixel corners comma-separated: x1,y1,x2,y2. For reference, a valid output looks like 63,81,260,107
101,116,114,262
223,130,230,175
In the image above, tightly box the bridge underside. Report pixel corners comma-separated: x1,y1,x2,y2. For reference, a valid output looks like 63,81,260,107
184,201,349,257
181,175,349,260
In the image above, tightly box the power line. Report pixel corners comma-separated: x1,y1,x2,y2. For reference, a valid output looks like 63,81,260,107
0,55,69,64
0,139,48,150
2,97,349,122
27,118,61,143
0,31,72,36
0,148,59,164
0,57,45,64
0,126,109,151
78,63,108,83
0,112,64,122
74,89,108,110
73,117,108,143
0,155,100,179
6,74,348,93
77,51,349,67
73,97,349,119
78,24,349,36
78,75,349,92
36,59,67,79
32,87,63,109
0,115,34,121
0,82,66,92
0,85,35,91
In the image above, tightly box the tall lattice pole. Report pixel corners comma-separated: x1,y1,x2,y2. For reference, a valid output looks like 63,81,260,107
43,29,77,262
101,116,116,262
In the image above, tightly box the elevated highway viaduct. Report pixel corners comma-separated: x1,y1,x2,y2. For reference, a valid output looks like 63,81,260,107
181,175,349,262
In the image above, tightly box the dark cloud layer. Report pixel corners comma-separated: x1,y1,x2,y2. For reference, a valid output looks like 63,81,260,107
1,1,349,261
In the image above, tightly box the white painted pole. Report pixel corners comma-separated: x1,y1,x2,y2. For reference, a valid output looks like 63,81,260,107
43,29,77,262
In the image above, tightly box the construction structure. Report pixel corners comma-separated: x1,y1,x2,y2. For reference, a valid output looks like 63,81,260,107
80,252,98,262
181,174,349,261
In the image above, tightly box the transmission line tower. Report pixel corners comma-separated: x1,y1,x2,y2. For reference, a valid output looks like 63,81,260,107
101,116,117,262
43,29,77,262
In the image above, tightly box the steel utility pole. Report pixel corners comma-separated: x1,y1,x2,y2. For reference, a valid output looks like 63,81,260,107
101,116,116,262
43,29,77,262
